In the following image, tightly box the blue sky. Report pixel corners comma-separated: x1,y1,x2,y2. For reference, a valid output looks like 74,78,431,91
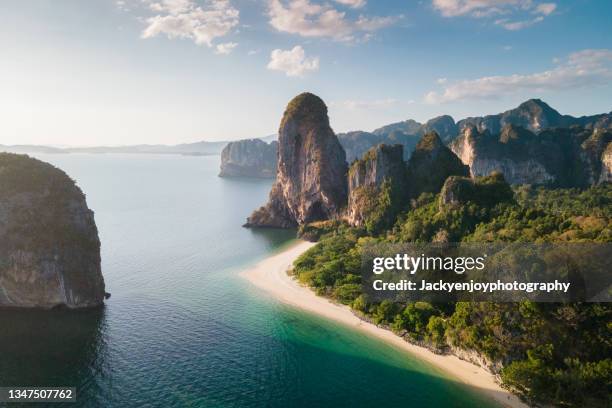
0,0,611,146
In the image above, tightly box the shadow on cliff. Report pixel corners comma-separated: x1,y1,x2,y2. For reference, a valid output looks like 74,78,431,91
0,307,107,389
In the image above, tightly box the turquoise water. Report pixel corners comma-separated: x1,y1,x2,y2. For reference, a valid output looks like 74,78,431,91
0,154,498,407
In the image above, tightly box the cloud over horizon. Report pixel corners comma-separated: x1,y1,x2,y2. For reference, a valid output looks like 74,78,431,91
425,49,612,103
267,45,320,77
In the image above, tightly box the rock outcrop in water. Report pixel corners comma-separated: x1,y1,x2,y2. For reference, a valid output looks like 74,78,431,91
0,153,106,309
245,93,348,228
450,124,612,186
219,139,277,178
346,144,407,230
406,132,470,198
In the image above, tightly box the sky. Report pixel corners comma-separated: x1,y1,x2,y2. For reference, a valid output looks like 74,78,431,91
0,0,611,146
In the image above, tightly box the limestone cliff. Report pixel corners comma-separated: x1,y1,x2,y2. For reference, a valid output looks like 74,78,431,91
245,93,348,228
580,129,612,185
219,139,277,178
600,143,612,183
406,132,469,198
346,144,406,230
0,153,105,309
451,125,555,185
451,124,612,186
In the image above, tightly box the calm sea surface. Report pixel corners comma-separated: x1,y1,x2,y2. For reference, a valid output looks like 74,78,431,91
0,154,497,407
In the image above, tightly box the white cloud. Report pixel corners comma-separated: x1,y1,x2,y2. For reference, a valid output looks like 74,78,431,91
425,49,612,103
215,42,238,54
267,45,320,77
247,49,259,56
535,2,556,15
436,77,448,84
331,98,398,110
268,0,398,42
333,0,366,8
141,0,239,47
495,15,543,30
432,0,556,30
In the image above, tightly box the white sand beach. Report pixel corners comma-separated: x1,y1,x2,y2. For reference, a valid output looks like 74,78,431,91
241,240,528,408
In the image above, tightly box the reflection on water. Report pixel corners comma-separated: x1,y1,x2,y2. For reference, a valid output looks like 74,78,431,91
248,227,298,249
0,307,106,388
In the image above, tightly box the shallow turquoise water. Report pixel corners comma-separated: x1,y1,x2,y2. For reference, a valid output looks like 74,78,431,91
0,154,498,407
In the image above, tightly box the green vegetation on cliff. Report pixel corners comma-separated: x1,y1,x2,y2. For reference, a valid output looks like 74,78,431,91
294,177,612,407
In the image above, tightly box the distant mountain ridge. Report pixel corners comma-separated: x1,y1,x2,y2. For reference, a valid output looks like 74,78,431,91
457,99,612,135
219,99,611,179
372,115,458,143
0,136,275,156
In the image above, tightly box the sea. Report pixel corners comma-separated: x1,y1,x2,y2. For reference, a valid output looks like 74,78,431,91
0,153,498,407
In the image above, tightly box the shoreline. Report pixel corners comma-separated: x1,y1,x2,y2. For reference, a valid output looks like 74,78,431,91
241,240,528,408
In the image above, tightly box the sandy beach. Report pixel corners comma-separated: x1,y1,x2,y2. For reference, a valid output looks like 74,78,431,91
241,240,528,408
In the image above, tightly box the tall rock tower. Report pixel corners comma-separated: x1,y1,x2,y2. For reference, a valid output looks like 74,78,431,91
245,93,348,227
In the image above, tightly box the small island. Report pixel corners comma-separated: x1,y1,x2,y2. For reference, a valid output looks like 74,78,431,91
0,153,106,309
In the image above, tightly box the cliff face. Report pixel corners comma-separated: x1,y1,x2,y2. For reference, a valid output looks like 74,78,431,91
406,132,470,198
451,124,612,186
451,125,555,185
245,93,348,228
219,139,277,178
346,144,406,229
580,129,612,185
600,143,612,183
0,153,105,309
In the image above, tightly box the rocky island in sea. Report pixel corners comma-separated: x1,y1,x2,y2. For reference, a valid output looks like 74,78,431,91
0,153,106,308
218,138,278,178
